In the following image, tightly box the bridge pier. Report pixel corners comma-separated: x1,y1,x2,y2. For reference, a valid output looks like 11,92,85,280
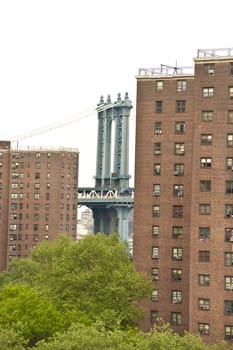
78,93,134,241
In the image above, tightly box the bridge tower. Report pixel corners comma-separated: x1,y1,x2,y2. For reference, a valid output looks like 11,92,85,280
78,92,134,241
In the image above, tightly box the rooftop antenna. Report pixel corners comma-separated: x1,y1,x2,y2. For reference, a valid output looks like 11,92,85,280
161,62,179,74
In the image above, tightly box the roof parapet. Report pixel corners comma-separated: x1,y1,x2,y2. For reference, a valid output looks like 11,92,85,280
196,47,233,58
138,65,193,77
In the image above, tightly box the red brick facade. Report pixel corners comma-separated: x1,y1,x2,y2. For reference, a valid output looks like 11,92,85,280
133,49,233,343
0,143,79,271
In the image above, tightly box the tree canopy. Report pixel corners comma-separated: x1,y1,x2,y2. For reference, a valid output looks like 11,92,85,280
0,233,151,345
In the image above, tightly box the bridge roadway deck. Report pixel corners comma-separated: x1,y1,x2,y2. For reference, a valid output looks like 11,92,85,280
78,187,134,208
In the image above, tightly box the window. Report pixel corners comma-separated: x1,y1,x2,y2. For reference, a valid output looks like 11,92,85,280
172,247,182,260
34,203,40,210
225,228,233,242
9,244,17,251
154,143,161,155
201,110,213,121
175,143,185,155
200,157,212,168
230,63,233,75
173,205,183,217
226,205,233,217
198,298,210,310
176,100,186,113
199,250,210,262
152,225,159,238
47,173,51,179
226,181,233,194
154,163,161,176
35,153,41,158
171,312,181,326
11,193,18,199
172,268,182,281
199,203,211,215
151,310,158,323
199,227,210,239
199,274,210,286
229,87,233,98
175,121,185,134
225,301,233,315
34,214,39,221
200,134,212,145
154,122,162,135
228,110,233,124
45,224,49,231
225,325,233,340
202,87,214,97
225,252,233,266
151,268,159,281
200,180,211,192
33,234,38,241
198,323,210,335
10,224,17,231
225,276,233,290
173,184,184,197
34,183,40,189
204,63,215,75
227,134,233,147
152,246,159,259
151,289,158,302
171,290,182,304
156,81,163,92
46,193,50,200
33,224,38,231
35,162,41,169
153,184,160,197
172,226,183,239
34,193,40,200
155,101,163,113
9,233,17,241
176,80,187,92
174,163,184,176
35,172,40,179
153,205,160,217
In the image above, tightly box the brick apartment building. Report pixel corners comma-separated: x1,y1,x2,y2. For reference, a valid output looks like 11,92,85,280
133,47,233,343
0,141,79,271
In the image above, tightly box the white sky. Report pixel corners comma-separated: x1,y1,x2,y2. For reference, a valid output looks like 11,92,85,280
0,0,232,186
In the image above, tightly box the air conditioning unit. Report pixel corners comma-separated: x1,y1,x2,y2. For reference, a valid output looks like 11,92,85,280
155,130,162,135
208,69,214,75
153,192,160,197
202,305,209,310
155,150,161,155
152,276,158,281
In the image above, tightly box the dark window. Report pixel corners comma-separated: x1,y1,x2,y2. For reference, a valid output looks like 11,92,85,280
225,252,233,266
155,101,163,113
176,100,186,113
173,205,183,217
172,268,182,281
225,228,233,242
200,180,211,192
151,310,158,323
225,301,233,315
199,227,210,239
199,250,210,262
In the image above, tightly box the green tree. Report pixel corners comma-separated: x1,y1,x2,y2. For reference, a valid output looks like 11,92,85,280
0,233,151,330
0,323,26,350
0,284,67,346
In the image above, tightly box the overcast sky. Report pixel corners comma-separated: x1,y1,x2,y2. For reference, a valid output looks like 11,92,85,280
0,0,232,186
